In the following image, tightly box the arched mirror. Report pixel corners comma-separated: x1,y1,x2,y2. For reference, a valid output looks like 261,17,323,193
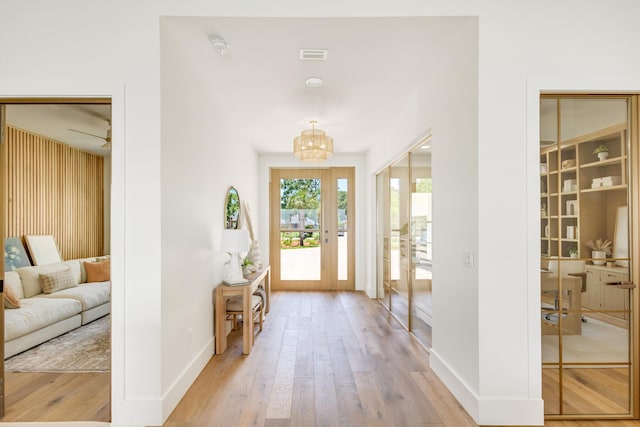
225,186,241,229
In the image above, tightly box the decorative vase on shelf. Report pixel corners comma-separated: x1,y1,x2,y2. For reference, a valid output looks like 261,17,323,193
592,250,607,265
597,152,609,161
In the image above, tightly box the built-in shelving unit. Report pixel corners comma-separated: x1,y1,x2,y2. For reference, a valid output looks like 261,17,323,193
540,122,627,258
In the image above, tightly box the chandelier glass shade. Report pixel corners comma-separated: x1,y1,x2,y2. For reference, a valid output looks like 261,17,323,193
293,120,334,162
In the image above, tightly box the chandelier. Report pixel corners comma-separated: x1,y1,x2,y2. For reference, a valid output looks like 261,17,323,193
293,120,334,162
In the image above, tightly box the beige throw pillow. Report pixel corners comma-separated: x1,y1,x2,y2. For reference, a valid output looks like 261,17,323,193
3,271,23,309
4,286,21,309
39,268,78,294
84,259,110,282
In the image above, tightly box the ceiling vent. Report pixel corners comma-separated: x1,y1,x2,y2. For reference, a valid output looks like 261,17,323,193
299,49,328,60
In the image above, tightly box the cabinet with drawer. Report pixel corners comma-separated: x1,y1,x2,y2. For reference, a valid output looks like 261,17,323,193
584,266,629,319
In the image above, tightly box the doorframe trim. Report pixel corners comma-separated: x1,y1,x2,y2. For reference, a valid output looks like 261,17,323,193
0,81,126,421
527,78,640,419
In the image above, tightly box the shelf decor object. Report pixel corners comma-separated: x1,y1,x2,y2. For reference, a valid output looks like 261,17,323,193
221,228,250,285
293,120,334,162
585,238,612,265
593,144,609,161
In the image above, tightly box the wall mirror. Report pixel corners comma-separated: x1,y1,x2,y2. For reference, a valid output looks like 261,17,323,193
225,186,241,229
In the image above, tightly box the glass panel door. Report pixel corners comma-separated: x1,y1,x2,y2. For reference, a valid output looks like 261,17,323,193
279,175,322,281
410,145,432,347
270,167,355,290
390,155,410,328
377,169,391,309
540,96,637,418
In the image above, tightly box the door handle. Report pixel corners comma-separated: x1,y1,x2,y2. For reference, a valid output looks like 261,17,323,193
606,281,636,289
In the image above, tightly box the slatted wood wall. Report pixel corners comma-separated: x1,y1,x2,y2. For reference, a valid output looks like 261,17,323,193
5,125,104,261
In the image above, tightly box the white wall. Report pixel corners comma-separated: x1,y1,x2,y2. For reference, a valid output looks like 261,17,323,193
2,2,640,426
159,18,260,420
365,15,481,417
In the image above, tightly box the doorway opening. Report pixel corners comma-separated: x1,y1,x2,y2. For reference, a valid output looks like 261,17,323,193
0,99,112,422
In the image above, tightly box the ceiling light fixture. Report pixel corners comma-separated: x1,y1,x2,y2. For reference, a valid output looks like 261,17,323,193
305,77,324,87
208,34,229,54
293,120,334,162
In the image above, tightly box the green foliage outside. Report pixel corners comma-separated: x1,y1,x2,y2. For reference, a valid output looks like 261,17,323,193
281,178,320,209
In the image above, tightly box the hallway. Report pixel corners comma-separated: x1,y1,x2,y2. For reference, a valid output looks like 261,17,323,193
161,291,640,427
162,291,474,426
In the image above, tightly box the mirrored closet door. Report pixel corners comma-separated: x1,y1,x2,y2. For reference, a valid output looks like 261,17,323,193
376,140,433,348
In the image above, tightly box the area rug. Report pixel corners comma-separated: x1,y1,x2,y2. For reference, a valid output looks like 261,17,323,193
5,315,110,373
542,315,627,365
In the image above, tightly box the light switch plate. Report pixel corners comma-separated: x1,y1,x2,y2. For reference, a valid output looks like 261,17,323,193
463,250,474,268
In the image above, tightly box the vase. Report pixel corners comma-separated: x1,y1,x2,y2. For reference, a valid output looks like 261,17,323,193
597,152,609,161
592,250,606,265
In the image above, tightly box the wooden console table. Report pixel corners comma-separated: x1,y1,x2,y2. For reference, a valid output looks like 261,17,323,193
215,266,270,355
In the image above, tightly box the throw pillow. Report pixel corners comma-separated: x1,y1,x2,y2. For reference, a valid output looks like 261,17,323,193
84,259,110,282
39,268,78,294
4,286,21,309
3,271,23,309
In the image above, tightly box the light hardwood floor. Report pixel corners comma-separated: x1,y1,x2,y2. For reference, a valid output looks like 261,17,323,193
162,291,640,427
162,290,474,427
3,291,637,425
3,371,110,422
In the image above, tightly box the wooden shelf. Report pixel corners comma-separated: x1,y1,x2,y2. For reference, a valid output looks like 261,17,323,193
581,156,627,169
581,184,627,194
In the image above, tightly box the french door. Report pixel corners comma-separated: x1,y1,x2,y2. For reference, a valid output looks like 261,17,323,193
269,167,355,290
540,95,639,419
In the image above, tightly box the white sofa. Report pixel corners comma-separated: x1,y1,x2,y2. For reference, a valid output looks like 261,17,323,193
4,258,111,358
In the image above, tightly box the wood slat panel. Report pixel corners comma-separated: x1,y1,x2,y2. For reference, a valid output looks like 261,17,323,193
4,126,104,260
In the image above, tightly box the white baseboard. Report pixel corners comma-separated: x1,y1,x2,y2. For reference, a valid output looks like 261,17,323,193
429,349,479,421
430,349,544,426
478,397,544,426
161,337,214,422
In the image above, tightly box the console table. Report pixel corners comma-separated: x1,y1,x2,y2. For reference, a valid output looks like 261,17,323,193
215,265,270,355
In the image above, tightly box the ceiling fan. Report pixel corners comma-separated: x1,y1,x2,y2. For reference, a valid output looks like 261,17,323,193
68,120,111,149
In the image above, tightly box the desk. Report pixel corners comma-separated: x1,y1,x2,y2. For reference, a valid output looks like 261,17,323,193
541,272,582,335
215,266,270,355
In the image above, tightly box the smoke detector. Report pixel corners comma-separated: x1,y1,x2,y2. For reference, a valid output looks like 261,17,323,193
208,34,229,55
